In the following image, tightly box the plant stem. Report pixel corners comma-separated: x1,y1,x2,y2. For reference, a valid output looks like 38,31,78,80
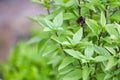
47,0,50,14
55,32,75,67
98,29,103,46
105,48,113,56
78,0,81,15
55,32,67,56
94,30,103,75
47,9,50,14
105,1,109,23
77,0,86,37
89,10,93,19
87,63,93,80
118,47,120,53
105,6,108,19
78,60,82,68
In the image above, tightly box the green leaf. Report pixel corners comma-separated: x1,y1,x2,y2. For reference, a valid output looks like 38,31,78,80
106,24,119,40
82,65,91,80
42,45,58,56
27,36,42,44
81,7,90,17
104,74,112,80
73,28,83,43
86,19,101,35
78,41,93,47
100,11,106,26
95,73,105,80
63,13,76,20
45,19,54,29
89,0,105,11
65,0,76,8
109,11,120,22
51,36,62,44
29,16,49,28
58,57,75,70
53,12,63,27
63,0,69,3
113,77,119,80
105,57,118,71
110,2,120,7
85,47,94,58
115,23,120,34
63,69,82,80
48,56,61,68
94,45,111,57
105,46,116,55
64,49,86,59
59,66,74,75
114,68,120,75
38,39,50,54
94,56,108,62
80,3,96,12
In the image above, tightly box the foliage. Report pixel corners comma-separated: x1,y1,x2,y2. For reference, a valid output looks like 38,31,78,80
4,0,120,80
4,40,57,80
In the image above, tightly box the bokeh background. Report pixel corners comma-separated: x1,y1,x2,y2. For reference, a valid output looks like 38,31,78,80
0,0,47,61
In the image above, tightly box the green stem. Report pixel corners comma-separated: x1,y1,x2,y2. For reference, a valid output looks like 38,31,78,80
94,30,103,75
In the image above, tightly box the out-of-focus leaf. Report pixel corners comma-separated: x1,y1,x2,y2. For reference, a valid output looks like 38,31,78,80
27,36,42,44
